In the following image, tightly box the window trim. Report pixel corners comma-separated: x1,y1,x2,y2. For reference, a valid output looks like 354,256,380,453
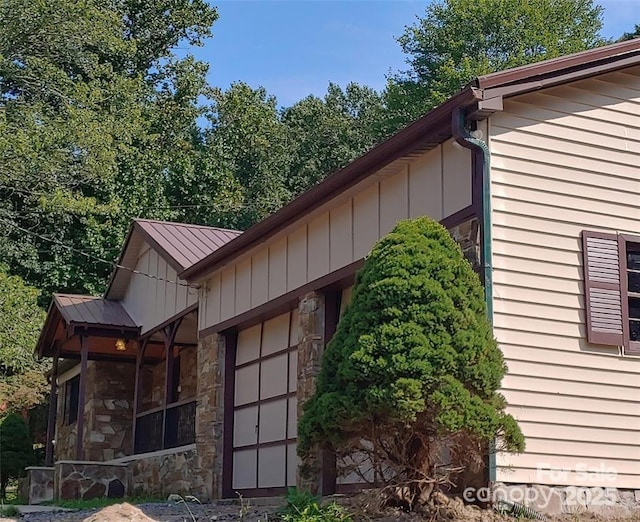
64,374,80,425
583,230,640,356
621,233,640,355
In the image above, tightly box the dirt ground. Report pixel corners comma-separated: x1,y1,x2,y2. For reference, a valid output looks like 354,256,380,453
1,492,639,522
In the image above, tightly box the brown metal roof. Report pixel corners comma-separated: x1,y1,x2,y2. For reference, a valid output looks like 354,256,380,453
104,219,242,300
475,37,640,93
181,38,640,282
53,294,137,328
134,219,242,273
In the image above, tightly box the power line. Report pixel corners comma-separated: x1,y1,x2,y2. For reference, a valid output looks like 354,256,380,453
0,218,199,289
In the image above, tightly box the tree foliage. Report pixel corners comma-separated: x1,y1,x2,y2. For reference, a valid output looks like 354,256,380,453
383,0,605,132
618,24,640,42
0,0,222,302
0,267,48,415
298,218,523,505
0,412,35,498
283,82,384,196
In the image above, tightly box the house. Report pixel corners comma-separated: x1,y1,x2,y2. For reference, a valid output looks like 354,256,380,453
28,38,640,514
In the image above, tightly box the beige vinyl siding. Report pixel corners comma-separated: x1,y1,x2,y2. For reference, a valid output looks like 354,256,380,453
121,242,197,334
200,139,471,332
490,67,640,489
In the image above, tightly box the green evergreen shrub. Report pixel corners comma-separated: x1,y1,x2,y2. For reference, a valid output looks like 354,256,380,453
280,488,352,522
0,413,34,498
298,217,523,505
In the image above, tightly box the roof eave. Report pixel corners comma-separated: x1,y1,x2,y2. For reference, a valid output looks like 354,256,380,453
477,39,640,97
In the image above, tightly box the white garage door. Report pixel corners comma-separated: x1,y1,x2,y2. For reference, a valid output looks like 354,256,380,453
232,310,299,494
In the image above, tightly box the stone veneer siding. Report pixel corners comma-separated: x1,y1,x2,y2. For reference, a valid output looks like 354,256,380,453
55,366,82,461
54,361,135,462
83,361,135,461
448,217,480,272
193,332,225,499
178,346,198,400
141,361,165,411
296,291,325,494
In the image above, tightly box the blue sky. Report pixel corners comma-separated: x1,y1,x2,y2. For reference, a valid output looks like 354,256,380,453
190,1,640,108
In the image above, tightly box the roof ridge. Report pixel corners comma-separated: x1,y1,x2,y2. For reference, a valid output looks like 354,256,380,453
53,293,100,299
134,218,242,234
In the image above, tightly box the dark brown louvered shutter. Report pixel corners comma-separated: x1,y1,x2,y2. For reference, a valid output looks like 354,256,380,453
582,231,624,346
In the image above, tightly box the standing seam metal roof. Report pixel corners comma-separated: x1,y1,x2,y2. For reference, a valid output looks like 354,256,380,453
134,219,242,272
52,294,138,328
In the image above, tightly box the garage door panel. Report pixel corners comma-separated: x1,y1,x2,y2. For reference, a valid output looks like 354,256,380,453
289,309,299,346
287,443,298,487
260,354,288,399
236,324,262,365
262,313,290,355
233,449,257,490
258,399,287,444
258,445,287,488
235,363,259,406
288,352,297,393
234,406,258,447
287,397,297,439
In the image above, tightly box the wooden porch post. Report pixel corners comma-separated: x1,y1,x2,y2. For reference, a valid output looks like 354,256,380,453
161,318,182,449
132,339,148,454
45,349,59,466
75,335,88,460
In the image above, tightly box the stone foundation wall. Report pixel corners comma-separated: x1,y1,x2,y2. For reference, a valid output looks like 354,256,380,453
55,461,127,500
125,446,199,498
493,482,640,518
23,467,54,504
83,361,135,461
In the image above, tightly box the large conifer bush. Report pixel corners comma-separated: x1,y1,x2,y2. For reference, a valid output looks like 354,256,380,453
0,412,35,498
298,217,523,504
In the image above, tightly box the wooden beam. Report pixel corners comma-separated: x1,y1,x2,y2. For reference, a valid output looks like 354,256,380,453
75,335,89,460
131,338,149,454
161,318,182,449
45,351,59,466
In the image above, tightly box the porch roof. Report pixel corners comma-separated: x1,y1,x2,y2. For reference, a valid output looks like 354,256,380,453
53,294,137,328
36,294,141,359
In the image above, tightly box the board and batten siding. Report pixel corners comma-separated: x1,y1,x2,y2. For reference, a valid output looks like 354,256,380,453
121,241,198,334
200,138,472,332
490,67,640,489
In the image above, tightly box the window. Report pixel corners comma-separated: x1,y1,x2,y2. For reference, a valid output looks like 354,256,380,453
627,242,640,345
582,231,640,355
65,375,80,425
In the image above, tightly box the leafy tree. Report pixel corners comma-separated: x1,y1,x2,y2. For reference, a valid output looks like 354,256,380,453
382,0,605,133
205,82,291,229
282,82,384,196
299,217,523,506
618,24,640,42
0,412,35,498
0,267,48,416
